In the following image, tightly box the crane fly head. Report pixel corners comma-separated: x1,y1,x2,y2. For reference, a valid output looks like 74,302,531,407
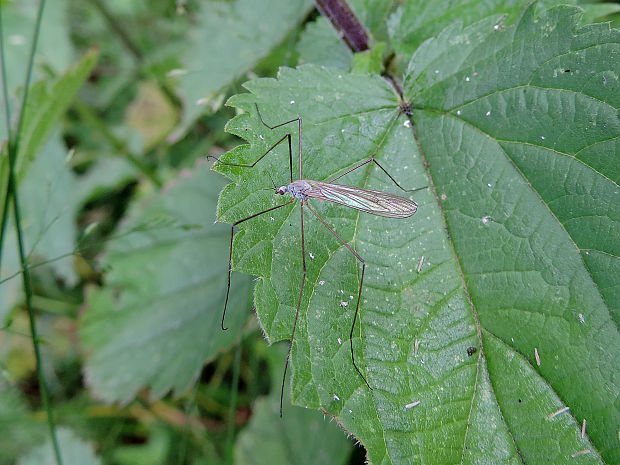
263,172,286,195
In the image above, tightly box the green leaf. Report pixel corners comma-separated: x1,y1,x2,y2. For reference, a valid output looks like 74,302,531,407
171,0,313,139
388,0,575,56
297,17,352,69
579,3,620,26
0,48,98,238
18,428,100,465
74,156,138,205
0,0,74,99
234,343,352,465
0,134,81,319
351,42,386,74
80,162,251,403
349,0,396,41
214,5,618,463
296,0,395,70
14,47,98,180
0,375,48,463
406,4,619,464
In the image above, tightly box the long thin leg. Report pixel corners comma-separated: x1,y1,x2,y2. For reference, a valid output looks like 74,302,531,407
221,199,295,330
219,103,304,330
207,132,294,184
328,153,427,194
304,202,372,391
255,103,303,180
280,201,307,417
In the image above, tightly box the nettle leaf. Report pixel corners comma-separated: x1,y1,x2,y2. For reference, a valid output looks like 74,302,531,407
405,4,618,465
388,0,574,57
81,162,251,403
171,0,313,139
214,5,619,465
234,344,352,465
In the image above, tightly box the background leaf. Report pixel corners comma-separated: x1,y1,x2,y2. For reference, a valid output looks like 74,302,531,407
81,161,251,403
0,48,98,243
234,343,353,465
14,48,98,180
0,133,82,319
171,0,313,139
0,0,74,101
297,17,352,69
18,428,100,465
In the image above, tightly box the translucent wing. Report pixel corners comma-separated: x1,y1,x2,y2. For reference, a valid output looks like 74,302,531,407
303,180,418,218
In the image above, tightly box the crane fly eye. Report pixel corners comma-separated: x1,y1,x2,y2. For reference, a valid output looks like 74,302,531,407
277,186,287,195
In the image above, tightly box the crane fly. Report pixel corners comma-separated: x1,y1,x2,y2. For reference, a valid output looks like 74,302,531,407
208,103,421,416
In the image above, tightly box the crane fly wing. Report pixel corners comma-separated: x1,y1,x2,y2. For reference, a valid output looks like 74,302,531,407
304,180,418,218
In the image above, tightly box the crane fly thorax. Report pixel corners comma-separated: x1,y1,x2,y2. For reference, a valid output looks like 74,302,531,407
277,180,312,199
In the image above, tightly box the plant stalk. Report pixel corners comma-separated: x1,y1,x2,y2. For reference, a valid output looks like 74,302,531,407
0,1,63,464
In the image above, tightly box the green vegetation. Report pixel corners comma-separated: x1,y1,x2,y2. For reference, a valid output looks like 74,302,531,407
0,1,618,464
